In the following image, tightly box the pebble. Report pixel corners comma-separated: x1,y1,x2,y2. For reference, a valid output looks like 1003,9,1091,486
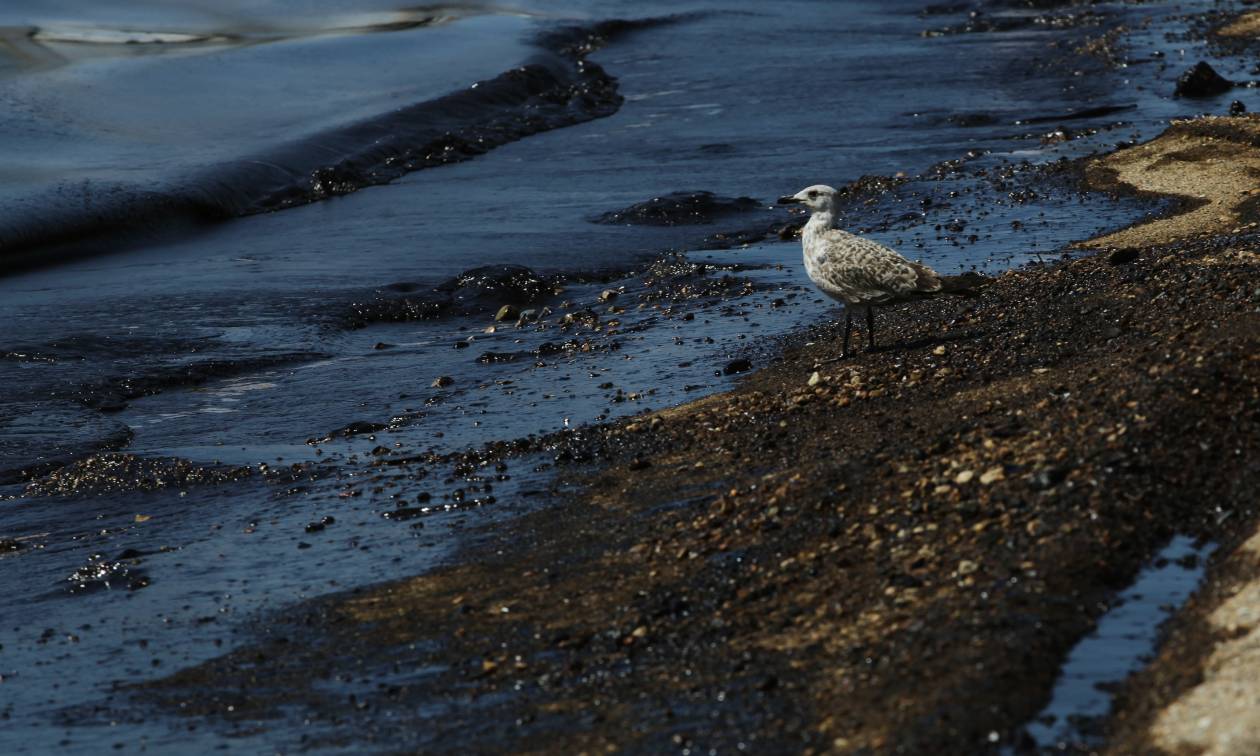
979,467,1005,485
808,371,822,387
954,470,975,485
1174,61,1233,98
432,376,454,388
495,305,520,322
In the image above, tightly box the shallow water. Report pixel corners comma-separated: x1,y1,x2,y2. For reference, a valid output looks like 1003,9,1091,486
1021,536,1216,752
0,0,1246,751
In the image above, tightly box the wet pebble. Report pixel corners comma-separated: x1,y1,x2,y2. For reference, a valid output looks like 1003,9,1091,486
1174,61,1232,98
722,358,752,376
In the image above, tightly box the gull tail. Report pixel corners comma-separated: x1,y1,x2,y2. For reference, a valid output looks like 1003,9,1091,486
937,271,990,298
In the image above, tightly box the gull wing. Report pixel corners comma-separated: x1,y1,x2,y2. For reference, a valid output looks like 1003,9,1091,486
816,230,942,304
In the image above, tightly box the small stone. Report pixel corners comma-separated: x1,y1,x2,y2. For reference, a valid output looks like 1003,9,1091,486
599,289,619,302
954,470,975,485
432,375,454,388
808,371,822,387
1028,467,1067,491
723,358,752,375
979,467,1005,485
958,559,979,576
494,304,520,322
1230,99,1248,116
631,625,648,638
1108,247,1140,265
932,345,946,356
1174,61,1232,98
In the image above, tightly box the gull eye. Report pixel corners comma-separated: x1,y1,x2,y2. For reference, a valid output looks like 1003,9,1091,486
807,191,818,198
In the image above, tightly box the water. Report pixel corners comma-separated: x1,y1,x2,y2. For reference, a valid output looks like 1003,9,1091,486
0,0,1244,751
1021,536,1216,752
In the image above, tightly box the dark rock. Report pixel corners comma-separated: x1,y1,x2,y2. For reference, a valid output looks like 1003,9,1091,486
1028,467,1068,491
777,220,806,240
1230,100,1248,116
723,358,753,375
432,376,454,388
439,265,551,310
476,351,522,364
25,454,252,498
347,265,552,328
1108,247,1140,265
325,421,388,439
1174,62,1232,98
595,191,762,226
65,556,150,595
1,538,24,552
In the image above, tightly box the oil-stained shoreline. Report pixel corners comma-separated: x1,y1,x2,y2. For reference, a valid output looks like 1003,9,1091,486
120,113,1260,753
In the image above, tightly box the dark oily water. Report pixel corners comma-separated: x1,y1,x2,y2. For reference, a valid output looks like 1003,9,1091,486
0,0,1244,751
1016,536,1216,753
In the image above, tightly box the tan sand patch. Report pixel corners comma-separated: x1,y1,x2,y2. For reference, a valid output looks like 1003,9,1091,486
1082,116,1260,248
1217,11,1260,38
1151,528,1260,756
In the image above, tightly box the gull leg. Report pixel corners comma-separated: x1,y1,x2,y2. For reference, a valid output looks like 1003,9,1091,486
842,307,854,358
815,308,854,367
866,306,876,350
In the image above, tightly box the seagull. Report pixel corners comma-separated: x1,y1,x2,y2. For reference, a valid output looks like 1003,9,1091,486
778,184,984,359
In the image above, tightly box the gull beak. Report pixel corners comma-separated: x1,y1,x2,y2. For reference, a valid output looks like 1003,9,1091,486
777,195,802,205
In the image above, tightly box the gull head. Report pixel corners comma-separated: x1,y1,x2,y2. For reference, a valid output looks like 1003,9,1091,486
777,184,837,213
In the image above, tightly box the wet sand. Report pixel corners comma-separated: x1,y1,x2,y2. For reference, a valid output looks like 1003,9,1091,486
132,113,1260,752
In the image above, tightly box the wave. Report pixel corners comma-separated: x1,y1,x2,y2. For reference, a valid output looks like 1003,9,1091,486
0,17,682,275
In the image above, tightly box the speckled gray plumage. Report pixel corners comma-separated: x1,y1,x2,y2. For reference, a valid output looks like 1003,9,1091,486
801,213,942,307
778,183,977,358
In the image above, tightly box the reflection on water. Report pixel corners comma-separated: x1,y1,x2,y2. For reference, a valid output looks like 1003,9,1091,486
0,4,535,71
